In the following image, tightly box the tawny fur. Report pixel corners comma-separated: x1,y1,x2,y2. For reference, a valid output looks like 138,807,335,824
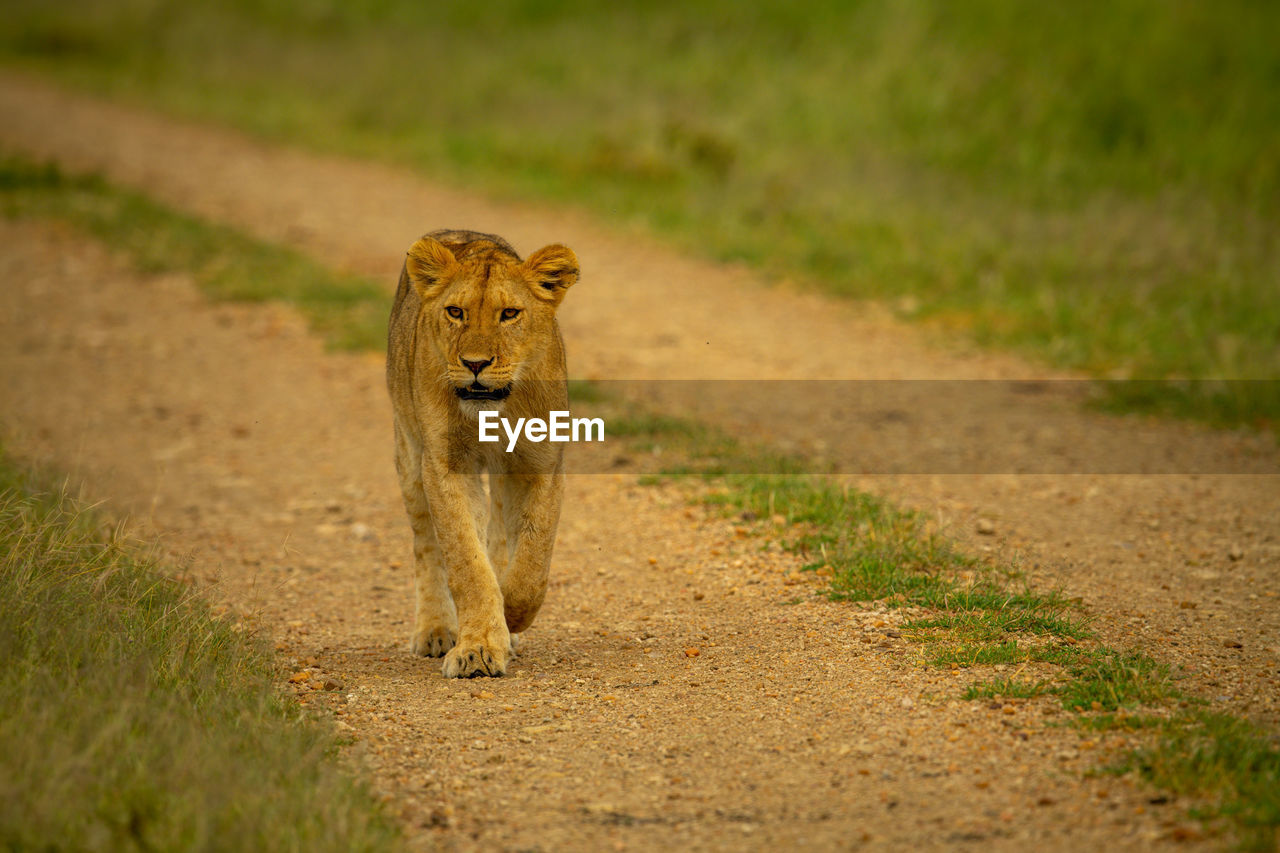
386,229,579,678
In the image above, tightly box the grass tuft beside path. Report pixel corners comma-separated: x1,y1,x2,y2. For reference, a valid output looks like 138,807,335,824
616,411,1278,849
0,453,402,851
1115,713,1280,853
0,156,388,351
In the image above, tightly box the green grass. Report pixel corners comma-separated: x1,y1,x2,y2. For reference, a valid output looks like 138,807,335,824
925,640,1084,670
961,677,1051,702
1114,713,1280,852
701,472,1092,645
905,609,1092,642
959,646,1182,713
1056,648,1181,713
602,407,1094,658
722,474,977,601
2,0,1277,425
0,452,401,851
0,156,388,351
612,406,1096,652
1072,712,1168,733
610,409,1276,847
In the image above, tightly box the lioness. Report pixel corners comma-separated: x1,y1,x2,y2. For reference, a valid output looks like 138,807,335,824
386,229,579,678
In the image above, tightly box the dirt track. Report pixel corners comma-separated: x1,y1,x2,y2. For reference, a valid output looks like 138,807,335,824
1,73,1278,850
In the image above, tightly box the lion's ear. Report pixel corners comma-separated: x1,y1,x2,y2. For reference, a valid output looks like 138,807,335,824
524,244,579,305
405,236,459,299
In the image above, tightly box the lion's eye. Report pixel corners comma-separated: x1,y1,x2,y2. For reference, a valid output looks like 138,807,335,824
445,306,463,320
501,308,521,321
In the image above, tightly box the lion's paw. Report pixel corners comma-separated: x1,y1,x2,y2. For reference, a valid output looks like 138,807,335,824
441,642,507,678
410,626,457,658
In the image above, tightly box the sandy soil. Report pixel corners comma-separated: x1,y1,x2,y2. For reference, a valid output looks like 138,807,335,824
1,73,1277,850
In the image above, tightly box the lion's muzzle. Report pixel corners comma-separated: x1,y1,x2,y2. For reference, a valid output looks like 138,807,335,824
455,383,512,402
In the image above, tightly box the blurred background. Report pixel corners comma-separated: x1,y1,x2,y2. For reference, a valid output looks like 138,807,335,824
1,0,1277,426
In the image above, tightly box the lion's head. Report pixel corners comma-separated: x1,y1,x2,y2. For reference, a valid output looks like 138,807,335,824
404,233,578,410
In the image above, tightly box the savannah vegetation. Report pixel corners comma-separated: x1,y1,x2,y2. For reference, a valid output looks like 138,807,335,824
624,418,1280,851
1,0,1277,426
0,454,402,851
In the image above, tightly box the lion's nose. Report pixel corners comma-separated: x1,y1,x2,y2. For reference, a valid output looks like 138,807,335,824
461,357,493,376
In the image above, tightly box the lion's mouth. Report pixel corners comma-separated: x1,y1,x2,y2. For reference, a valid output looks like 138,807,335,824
455,383,512,402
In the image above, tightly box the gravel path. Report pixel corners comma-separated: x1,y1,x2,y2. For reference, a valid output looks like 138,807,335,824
2,73,1277,850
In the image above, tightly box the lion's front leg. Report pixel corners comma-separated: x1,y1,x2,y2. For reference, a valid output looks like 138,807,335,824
410,522,458,658
394,423,458,657
421,459,510,678
492,471,564,634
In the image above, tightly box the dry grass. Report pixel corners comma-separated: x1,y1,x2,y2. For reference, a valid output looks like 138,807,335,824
0,455,402,851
